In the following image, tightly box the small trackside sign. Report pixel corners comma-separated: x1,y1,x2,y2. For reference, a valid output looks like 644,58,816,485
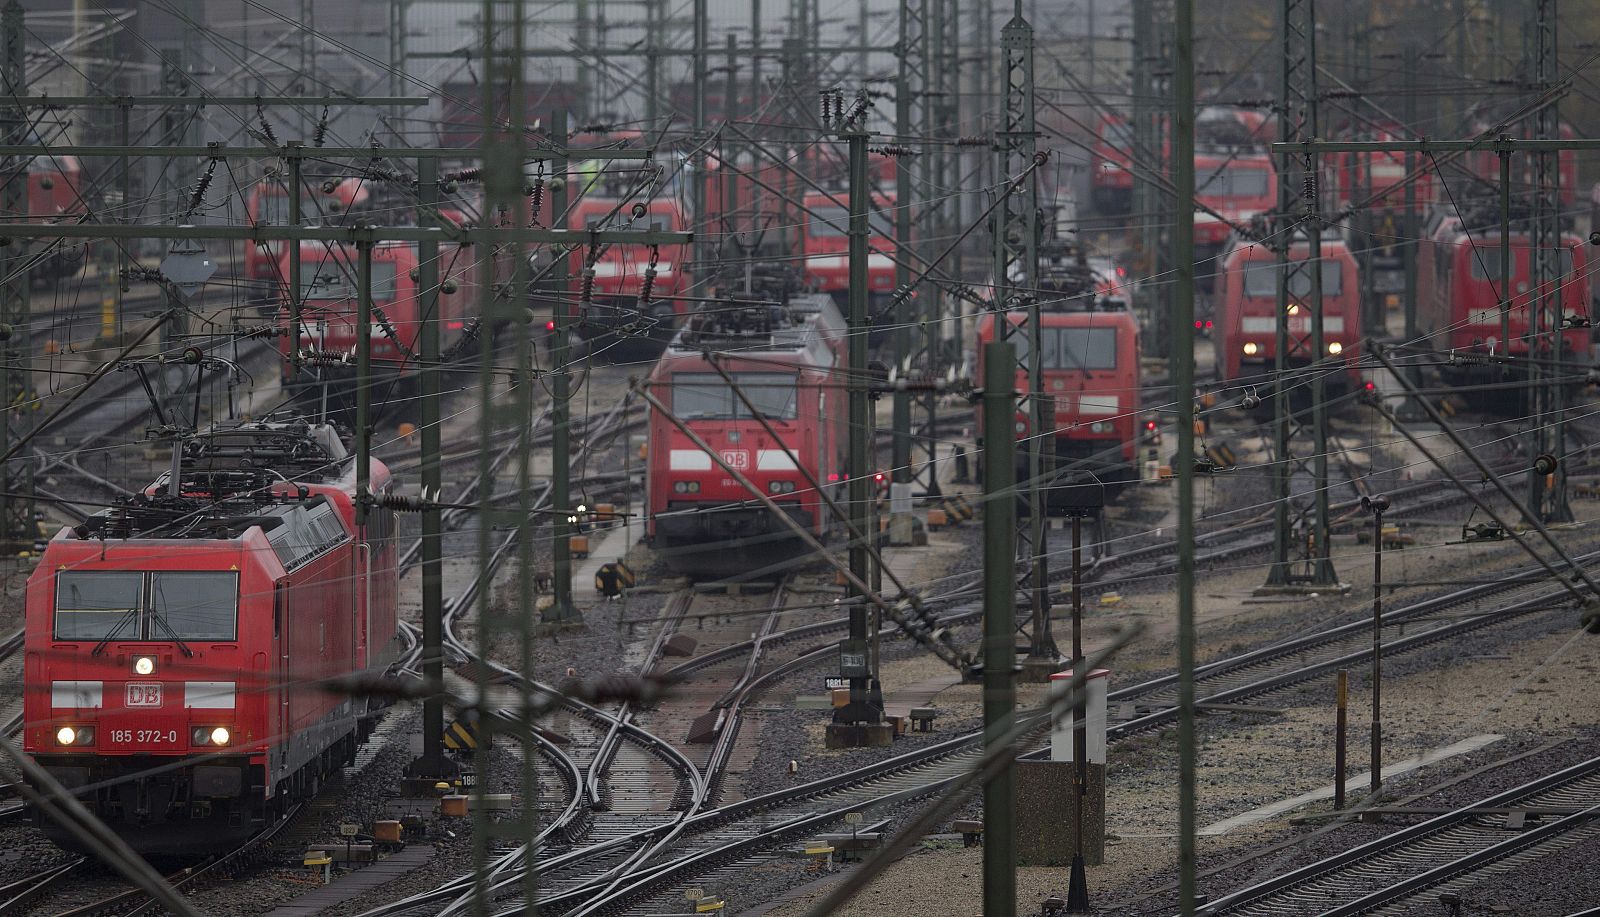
126,684,162,707
824,676,848,690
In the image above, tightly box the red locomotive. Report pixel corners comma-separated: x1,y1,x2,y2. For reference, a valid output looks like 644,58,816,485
243,178,370,307
645,294,847,576
557,195,691,362
23,418,400,856
1089,114,1136,214
1213,232,1364,398
1194,151,1277,287
800,190,897,320
4,154,87,284
975,268,1148,502
277,240,478,409
1416,221,1591,391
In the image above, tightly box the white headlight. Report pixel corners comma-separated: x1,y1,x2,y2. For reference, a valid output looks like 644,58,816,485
133,656,155,676
1243,342,1259,356
210,726,230,746
1328,342,1343,355
56,726,76,746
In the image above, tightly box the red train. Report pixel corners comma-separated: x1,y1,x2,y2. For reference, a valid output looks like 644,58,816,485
1194,151,1277,287
1417,222,1591,390
800,189,898,319
277,240,479,408
645,293,847,576
1089,114,1136,214
558,195,691,362
6,154,87,284
243,178,370,307
23,418,400,856
974,301,1148,502
1213,233,1364,397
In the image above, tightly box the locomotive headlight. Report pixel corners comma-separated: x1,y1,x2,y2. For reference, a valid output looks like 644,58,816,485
768,480,797,495
55,725,92,746
673,481,687,494
192,726,231,746
1090,422,1109,433
1242,342,1259,356
133,655,156,676
1327,341,1343,355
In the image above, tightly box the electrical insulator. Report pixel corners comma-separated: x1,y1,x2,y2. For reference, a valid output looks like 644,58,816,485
256,106,278,146
313,106,330,147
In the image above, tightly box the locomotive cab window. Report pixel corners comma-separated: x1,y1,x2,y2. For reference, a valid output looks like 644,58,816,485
1010,328,1119,371
807,205,895,239
53,572,142,640
672,373,799,420
298,261,399,302
1241,260,1344,298
150,573,238,641
53,571,238,641
1199,166,1270,198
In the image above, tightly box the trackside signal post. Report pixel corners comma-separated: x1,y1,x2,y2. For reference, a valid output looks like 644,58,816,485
982,340,1018,917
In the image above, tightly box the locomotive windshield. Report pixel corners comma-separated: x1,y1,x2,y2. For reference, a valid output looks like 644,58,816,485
1468,248,1575,282
806,205,894,239
298,261,400,302
672,373,799,420
53,571,238,641
1241,260,1344,298
1198,165,1270,198
1010,327,1119,371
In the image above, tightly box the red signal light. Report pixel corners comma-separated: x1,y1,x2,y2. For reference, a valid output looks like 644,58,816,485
874,472,885,483
1364,381,1376,391
1194,321,1203,329
1116,266,1127,277
1145,420,1157,431
545,320,556,331
1205,320,1213,329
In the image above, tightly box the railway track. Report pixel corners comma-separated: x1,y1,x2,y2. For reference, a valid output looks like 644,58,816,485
512,549,1593,915
1195,757,1600,916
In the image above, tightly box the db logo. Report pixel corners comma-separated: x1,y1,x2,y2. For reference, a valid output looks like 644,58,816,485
720,450,750,470
125,684,162,707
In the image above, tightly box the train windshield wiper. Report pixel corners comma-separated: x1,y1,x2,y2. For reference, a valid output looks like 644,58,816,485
146,612,196,658
90,608,140,657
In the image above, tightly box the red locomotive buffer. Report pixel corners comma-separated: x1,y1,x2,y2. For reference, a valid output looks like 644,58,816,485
277,240,478,410
1213,233,1364,402
24,419,400,858
1416,223,1592,397
975,302,1148,506
645,295,847,576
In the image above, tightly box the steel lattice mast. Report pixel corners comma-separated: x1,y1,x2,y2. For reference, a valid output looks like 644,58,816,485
0,0,31,546
1262,0,1339,591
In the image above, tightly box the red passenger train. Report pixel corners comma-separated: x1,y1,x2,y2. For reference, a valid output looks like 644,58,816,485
645,294,847,576
277,240,479,407
2,154,88,284
1213,233,1364,396
975,299,1148,503
1416,222,1592,390
23,418,400,856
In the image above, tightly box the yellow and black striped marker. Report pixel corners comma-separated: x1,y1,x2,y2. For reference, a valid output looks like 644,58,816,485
443,711,480,750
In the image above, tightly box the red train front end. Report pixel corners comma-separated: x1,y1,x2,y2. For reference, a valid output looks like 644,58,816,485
1214,234,1363,399
976,302,1148,507
277,240,476,411
23,419,399,857
645,294,846,577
